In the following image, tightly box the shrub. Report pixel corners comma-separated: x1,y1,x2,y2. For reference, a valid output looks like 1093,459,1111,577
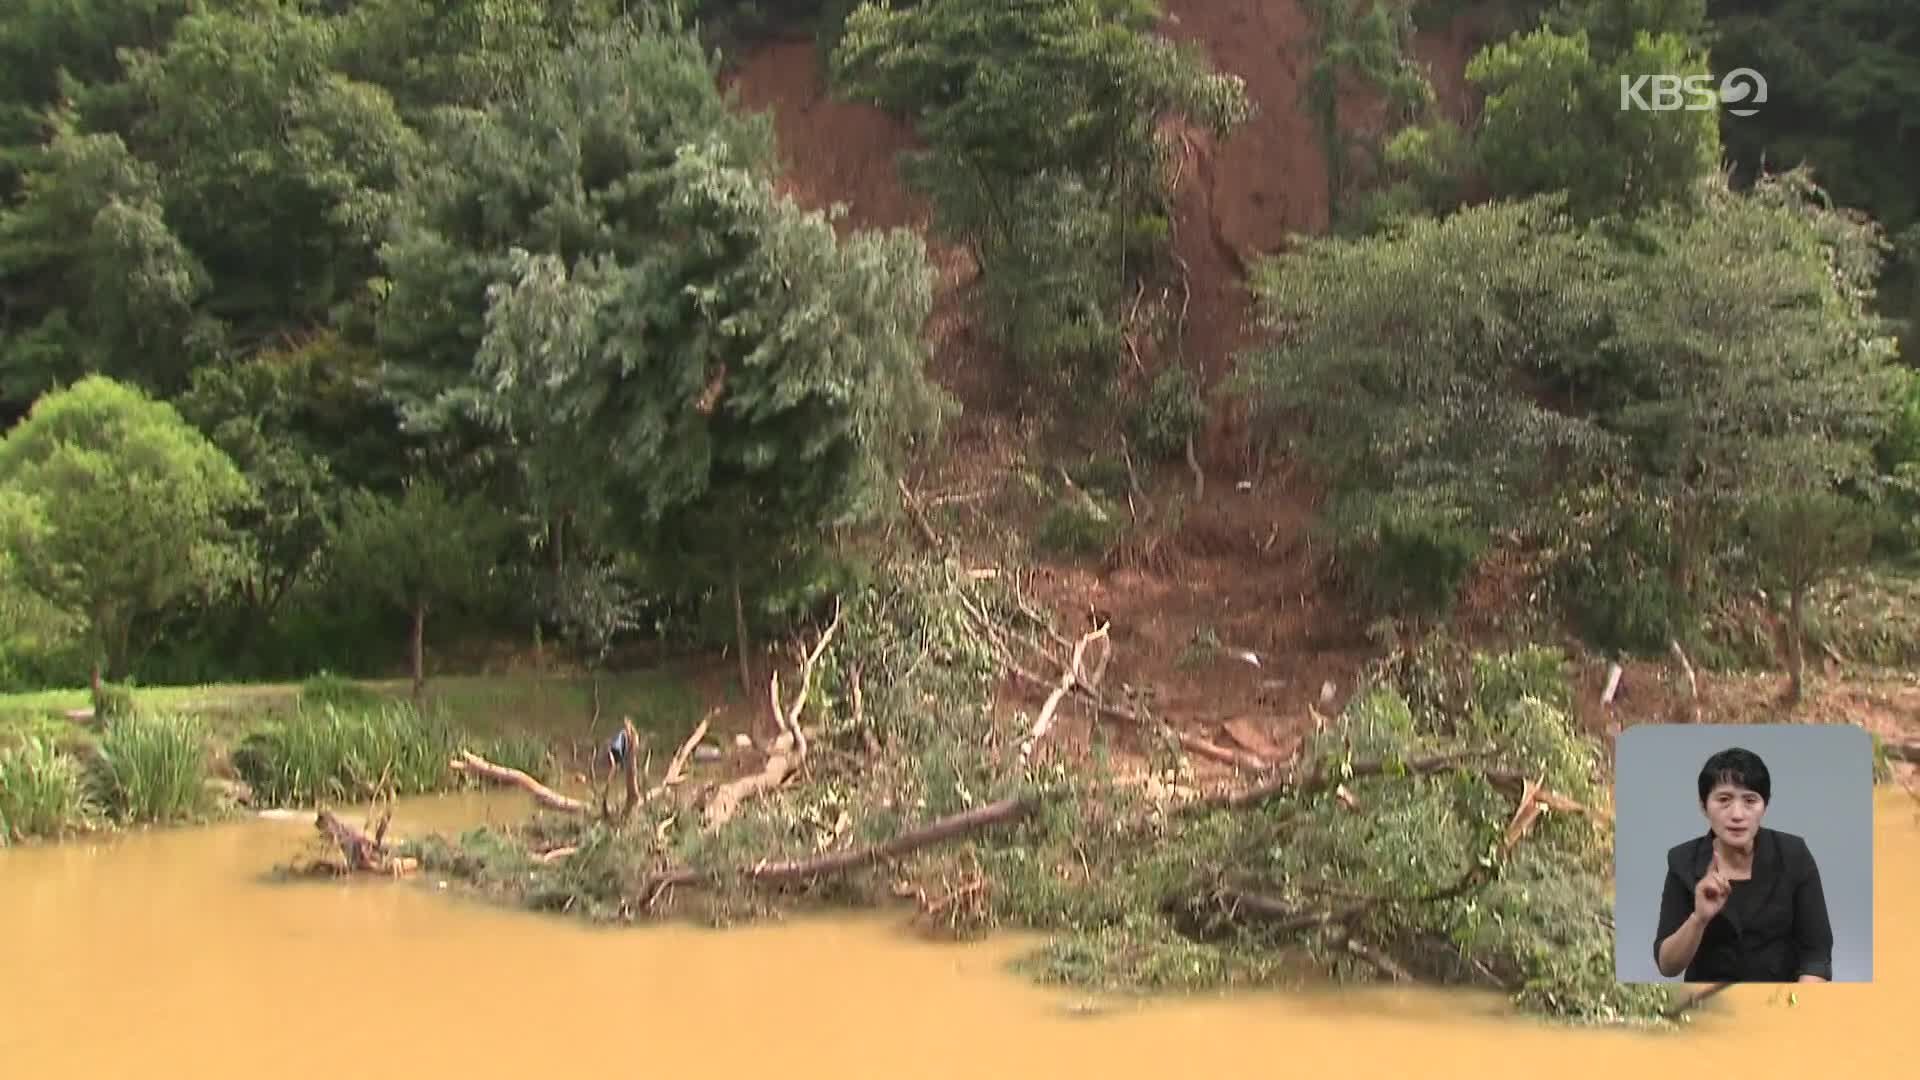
299,672,382,710
1125,365,1206,462
92,680,136,720
1337,510,1487,618
1036,492,1126,558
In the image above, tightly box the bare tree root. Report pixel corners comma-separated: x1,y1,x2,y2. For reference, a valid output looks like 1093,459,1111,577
703,603,843,831
313,807,418,876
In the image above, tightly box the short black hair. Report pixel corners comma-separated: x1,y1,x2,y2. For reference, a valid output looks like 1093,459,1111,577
1698,747,1771,805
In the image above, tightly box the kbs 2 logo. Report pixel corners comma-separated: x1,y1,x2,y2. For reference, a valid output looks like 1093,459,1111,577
1619,68,1767,116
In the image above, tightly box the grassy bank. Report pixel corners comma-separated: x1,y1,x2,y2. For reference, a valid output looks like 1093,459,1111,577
0,669,707,845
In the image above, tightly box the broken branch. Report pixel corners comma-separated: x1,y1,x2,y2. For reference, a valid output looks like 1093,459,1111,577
703,603,842,830
451,751,590,814
1022,622,1110,759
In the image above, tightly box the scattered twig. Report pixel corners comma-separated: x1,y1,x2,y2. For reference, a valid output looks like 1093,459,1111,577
1185,432,1205,500
1670,639,1700,718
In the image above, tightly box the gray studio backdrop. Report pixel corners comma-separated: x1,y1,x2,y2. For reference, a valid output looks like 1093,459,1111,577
1612,723,1874,983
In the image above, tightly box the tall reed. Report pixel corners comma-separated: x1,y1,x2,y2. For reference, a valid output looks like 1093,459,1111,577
232,703,458,807
0,736,96,839
92,712,212,823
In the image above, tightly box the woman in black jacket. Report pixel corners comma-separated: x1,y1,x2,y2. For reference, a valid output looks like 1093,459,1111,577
1653,747,1834,983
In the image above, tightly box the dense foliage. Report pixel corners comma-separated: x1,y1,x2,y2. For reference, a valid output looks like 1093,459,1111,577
1237,172,1904,641
832,0,1250,374
0,3,948,682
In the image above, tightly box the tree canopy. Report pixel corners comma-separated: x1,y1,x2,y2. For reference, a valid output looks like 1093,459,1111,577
0,375,249,677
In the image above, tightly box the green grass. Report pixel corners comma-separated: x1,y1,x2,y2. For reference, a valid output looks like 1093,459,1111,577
92,713,213,824
0,671,702,748
0,668,704,835
0,736,97,841
231,703,462,807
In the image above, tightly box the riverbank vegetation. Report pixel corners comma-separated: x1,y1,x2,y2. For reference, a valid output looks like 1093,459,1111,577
3,0,1919,1031
392,564,1660,1023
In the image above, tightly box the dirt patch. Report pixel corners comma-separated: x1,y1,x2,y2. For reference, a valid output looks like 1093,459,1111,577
722,40,928,234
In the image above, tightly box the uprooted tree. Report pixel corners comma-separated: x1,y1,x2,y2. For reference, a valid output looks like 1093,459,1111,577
367,560,1700,1027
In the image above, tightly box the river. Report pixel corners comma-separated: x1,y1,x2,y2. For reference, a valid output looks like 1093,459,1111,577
2,788,1912,1078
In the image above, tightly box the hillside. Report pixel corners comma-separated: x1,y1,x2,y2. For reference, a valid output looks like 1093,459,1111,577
713,2,1919,778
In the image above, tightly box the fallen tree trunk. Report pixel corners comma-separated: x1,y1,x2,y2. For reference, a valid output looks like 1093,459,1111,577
645,796,1034,906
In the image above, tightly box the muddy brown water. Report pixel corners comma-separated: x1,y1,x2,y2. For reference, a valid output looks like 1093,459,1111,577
2,789,1912,1078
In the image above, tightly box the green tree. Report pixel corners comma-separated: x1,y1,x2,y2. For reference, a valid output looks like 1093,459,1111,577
0,2,423,409
1467,21,1719,219
1302,0,1436,221
174,331,406,631
471,138,949,692
1741,490,1874,702
0,375,249,682
377,18,948,689
832,0,1250,372
1234,172,1902,638
372,18,774,467
327,479,510,700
